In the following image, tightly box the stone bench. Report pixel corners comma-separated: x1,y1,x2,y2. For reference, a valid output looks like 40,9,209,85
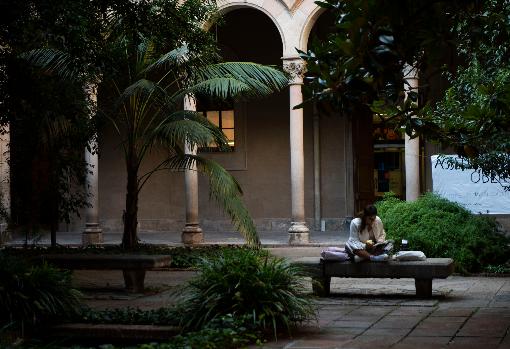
39,254,172,293
293,257,454,298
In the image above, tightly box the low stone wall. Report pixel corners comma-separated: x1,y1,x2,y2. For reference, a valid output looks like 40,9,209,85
98,217,351,233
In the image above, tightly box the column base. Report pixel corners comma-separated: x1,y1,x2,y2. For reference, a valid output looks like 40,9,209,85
288,222,309,245
82,225,103,245
0,224,10,246
181,225,203,244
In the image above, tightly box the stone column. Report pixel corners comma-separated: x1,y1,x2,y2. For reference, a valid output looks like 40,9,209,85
0,126,9,217
83,83,103,245
0,125,10,243
182,95,203,244
313,102,321,231
404,65,420,201
343,117,355,228
283,57,309,244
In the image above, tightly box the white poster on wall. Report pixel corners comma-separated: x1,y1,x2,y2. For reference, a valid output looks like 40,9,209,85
431,155,510,214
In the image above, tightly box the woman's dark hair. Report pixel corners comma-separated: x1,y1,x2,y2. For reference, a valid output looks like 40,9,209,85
358,204,377,233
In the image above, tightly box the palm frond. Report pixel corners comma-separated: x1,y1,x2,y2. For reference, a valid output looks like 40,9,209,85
136,37,157,74
19,48,81,81
167,154,260,247
150,110,230,151
194,62,288,95
114,79,166,112
178,77,271,101
141,44,190,75
151,119,211,149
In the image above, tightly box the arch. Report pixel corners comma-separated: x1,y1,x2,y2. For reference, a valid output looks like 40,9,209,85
204,1,286,53
299,3,327,52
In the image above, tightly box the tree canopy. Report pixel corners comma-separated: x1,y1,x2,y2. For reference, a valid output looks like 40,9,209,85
302,0,509,188
426,0,510,189
1,0,104,236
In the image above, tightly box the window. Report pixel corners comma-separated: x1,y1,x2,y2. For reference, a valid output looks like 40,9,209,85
200,109,235,151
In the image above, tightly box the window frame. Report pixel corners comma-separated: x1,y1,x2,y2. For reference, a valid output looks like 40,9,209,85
198,108,236,152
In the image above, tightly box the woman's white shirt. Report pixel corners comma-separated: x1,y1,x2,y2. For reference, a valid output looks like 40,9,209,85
346,216,386,251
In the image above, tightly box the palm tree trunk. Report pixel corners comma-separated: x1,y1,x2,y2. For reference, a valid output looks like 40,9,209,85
49,160,58,247
50,207,57,247
122,156,139,249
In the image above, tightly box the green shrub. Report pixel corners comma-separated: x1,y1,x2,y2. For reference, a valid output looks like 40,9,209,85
0,254,83,332
150,314,263,349
376,192,510,273
176,248,316,337
12,314,261,349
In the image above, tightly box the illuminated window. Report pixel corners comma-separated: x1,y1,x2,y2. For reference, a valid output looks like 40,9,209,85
201,109,235,150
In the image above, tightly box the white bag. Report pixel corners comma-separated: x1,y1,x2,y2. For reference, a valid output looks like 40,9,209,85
321,247,349,262
394,251,426,261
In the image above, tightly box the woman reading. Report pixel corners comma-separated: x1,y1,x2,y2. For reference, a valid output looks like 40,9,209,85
345,205,392,262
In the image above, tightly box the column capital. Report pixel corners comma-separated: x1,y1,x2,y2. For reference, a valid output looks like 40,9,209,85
282,57,306,85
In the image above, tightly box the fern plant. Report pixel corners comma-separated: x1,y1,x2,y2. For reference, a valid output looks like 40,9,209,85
0,254,82,334
175,248,316,338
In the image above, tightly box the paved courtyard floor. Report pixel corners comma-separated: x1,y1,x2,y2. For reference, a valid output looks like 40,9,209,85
254,274,510,349
73,264,510,349
5,230,510,348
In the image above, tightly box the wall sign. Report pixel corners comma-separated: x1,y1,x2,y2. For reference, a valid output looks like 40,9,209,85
431,155,510,214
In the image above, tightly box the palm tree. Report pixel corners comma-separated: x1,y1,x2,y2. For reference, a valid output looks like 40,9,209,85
22,38,288,249
109,39,288,248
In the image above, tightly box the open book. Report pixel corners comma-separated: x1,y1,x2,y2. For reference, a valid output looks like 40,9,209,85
369,240,394,254
365,240,386,247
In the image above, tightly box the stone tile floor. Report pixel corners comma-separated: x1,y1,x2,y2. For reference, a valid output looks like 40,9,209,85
73,268,510,349
249,275,510,349
6,229,510,349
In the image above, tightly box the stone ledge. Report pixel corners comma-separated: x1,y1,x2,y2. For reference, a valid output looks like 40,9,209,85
0,227,10,245
51,323,180,340
39,254,172,270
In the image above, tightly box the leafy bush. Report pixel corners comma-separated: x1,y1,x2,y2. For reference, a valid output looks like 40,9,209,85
376,192,510,273
0,254,83,332
13,315,262,349
146,314,263,349
484,264,510,274
176,248,316,337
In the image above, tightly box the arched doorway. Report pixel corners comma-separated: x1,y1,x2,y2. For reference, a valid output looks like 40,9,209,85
198,8,292,232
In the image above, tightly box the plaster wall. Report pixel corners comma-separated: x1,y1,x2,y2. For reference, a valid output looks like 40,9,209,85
72,0,351,234
96,92,349,233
